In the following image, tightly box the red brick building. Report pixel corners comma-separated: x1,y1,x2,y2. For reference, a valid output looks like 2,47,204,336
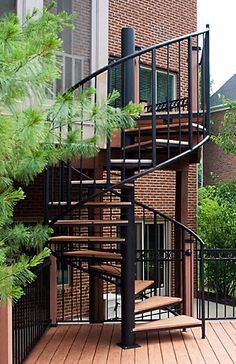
0,1,210,357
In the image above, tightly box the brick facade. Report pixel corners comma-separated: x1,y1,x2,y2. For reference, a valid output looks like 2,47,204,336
13,1,199,320
109,0,198,231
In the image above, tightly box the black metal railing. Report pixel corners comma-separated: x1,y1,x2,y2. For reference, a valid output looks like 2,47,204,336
196,248,236,320
44,29,210,348
45,29,210,226
51,191,205,333
12,259,51,364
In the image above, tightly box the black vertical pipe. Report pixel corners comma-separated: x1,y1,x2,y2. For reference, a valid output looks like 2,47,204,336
151,49,157,166
121,27,135,175
120,185,137,348
188,37,193,149
106,66,112,184
205,26,210,136
120,27,136,348
200,242,205,338
121,27,135,106
44,167,50,225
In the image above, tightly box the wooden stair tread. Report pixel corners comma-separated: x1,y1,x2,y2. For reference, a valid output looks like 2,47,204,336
133,315,202,332
125,122,203,134
90,264,121,277
110,159,152,166
49,201,78,206
64,250,122,260
71,179,107,185
134,280,154,295
84,202,132,206
71,181,133,188
49,201,133,207
135,296,182,314
54,219,128,225
125,122,189,133
124,138,189,151
49,236,125,243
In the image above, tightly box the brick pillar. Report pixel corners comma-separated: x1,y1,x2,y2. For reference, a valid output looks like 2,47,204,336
0,301,12,364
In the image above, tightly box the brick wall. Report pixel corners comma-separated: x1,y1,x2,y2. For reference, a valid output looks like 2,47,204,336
72,0,91,77
109,0,198,232
204,110,236,185
109,0,197,56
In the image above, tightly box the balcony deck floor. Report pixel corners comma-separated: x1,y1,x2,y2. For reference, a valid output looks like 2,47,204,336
24,320,236,364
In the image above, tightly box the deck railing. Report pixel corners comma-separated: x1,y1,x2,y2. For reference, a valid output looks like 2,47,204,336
12,259,51,364
196,248,236,320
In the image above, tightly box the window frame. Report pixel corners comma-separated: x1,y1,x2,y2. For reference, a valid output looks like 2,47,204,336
136,219,171,291
139,65,177,105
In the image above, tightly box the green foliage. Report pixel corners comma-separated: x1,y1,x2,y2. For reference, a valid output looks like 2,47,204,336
198,180,236,296
212,98,236,154
0,6,140,302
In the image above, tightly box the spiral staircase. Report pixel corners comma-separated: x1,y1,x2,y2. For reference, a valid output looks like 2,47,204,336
46,28,210,348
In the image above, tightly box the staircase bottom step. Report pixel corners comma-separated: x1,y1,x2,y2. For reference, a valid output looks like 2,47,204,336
133,315,201,332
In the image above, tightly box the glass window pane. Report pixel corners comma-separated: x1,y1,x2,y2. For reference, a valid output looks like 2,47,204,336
65,56,72,90
140,68,152,104
74,59,83,84
140,68,175,105
157,72,174,103
111,62,122,107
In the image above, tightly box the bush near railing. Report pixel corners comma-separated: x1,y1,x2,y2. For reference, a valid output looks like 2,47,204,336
204,249,236,300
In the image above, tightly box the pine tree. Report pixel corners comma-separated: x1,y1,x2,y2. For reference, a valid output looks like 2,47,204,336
0,4,140,302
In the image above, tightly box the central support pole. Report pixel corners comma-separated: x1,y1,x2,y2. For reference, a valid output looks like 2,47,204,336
119,27,137,349
121,27,135,173
120,185,137,349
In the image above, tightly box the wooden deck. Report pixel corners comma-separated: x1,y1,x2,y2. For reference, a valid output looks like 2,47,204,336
24,320,236,364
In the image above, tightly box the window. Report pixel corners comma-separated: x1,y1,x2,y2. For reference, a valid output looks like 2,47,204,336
57,261,71,286
140,67,176,104
0,0,16,16
110,61,176,107
136,221,168,287
53,53,84,93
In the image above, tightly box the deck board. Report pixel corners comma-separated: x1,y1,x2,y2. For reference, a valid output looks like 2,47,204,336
106,324,122,364
159,330,177,364
170,330,191,364
147,332,163,364
135,332,149,364
64,324,90,364
182,329,205,364
93,324,113,364
191,327,219,364
205,322,234,364
210,322,236,363
24,321,236,364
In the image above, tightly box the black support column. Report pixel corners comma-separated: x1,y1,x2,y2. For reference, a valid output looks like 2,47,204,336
119,27,137,349
120,185,137,349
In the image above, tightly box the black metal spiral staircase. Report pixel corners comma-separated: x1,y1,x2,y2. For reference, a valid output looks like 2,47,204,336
45,28,210,348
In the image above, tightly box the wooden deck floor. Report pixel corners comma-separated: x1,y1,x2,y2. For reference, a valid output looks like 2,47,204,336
24,320,236,364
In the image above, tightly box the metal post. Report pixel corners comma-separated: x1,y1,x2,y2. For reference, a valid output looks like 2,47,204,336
121,27,135,171
119,185,138,349
200,243,205,338
121,27,135,106
188,36,193,149
205,26,210,136
44,167,50,225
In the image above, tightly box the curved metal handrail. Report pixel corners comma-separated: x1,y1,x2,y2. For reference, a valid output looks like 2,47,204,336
68,28,209,93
